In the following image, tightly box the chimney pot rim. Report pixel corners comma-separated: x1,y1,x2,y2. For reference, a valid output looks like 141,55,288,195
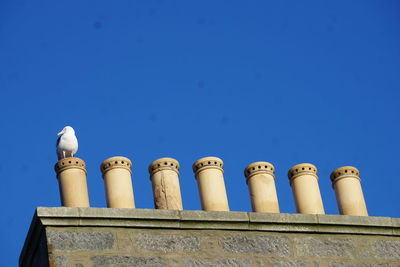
244,161,275,182
54,157,86,175
148,157,180,176
192,156,224,175
330,166,360,182
100,156,132,175
287,163,318,181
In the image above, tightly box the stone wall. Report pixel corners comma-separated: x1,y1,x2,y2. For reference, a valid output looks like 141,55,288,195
20,208,400,267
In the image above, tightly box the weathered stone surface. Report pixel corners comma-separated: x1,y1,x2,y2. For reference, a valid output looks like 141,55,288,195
296,237,354,258
20,207,400,267
272,261,306,267
317,215,392,227
184,258,252,267
47,230,114,251
91,256,165,267
53,255,67,267
373,240,400,259
329,263,388,267
180,210,249,222
249,212,317,224
79,207,180,220
221,235,289,256
136,233,200,252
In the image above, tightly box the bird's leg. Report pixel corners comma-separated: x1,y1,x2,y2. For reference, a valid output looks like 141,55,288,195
63,151,66,159
71,152,74,158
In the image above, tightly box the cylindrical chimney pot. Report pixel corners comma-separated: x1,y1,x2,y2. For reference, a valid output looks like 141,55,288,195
288,163,325,214
100,156,135,208
330,166,368,216
192,156,229,211
244,161,280,213
54,157,90,207
148,157,183,210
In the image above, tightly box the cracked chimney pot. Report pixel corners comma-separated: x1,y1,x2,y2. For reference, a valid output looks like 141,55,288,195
192,156,229,211
148,157,183,210
100,156,135,208
54,157,90,207
288,163,325,214
330,166,368,216
244,161,280,213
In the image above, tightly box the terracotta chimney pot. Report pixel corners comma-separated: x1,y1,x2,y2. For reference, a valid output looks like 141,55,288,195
244,161,280,213
330,166,368,216
288,163,324,214
192,156,229,211
54,157,90,207
101,156,135,208
148,157,183,210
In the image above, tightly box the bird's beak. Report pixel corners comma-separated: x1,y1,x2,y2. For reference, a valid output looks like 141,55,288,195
57,131,64,136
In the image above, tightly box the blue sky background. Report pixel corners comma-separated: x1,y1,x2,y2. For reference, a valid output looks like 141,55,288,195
1,1,400,265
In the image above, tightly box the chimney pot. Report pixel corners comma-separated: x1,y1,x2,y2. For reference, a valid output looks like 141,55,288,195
148,157,183,210
192,156,229,211
244,161,280,213
330,166,368,216
288,163,324,214
54,157,90,207
101,156,135,208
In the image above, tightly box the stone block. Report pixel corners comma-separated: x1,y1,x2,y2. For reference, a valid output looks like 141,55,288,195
184,258,252,267
46,230,114,251
180,220,249,230
373,240,400,259
318,215,392,227
295,237,355,258
78,207,180,220
272,261,306,267
91,256,165,267
37,207,79,217
180,210,249,222
136,233,200,252
249,212,318,224
329,263,389,267
52,255,67,267
221,235,289,257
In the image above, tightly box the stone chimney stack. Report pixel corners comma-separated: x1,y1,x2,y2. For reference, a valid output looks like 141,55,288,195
330,166,368,216
148,157,183,210
288,163,325,214
101,156,135,208
54,157,90,207
192,156,229,211
244,161,280,213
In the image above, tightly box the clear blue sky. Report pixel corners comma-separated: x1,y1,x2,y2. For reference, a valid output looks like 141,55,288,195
1,1,400,265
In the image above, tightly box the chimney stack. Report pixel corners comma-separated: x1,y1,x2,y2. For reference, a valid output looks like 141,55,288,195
101,156,135,208
54,157,90,207
148,157,183,210
192,156,229,211
288,163,325,214
244,162,280,213
330,166,368,216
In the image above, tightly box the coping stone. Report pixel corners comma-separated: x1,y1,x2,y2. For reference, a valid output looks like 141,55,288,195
317,214,393,227
78,207,180,220
249,212,318,224
391,217,400,227
180,210,249,222
37,207,79,217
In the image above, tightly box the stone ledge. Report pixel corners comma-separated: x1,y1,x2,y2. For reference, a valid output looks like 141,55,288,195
34,207,398,233
27,207,400,240
20,207,400,267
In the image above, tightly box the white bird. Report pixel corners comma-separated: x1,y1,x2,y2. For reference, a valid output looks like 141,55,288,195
56,126,79,159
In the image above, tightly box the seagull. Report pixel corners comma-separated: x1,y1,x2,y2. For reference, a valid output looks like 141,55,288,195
56,126,79,159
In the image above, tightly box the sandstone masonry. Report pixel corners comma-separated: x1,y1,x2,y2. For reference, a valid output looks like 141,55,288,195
20,208,400,267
